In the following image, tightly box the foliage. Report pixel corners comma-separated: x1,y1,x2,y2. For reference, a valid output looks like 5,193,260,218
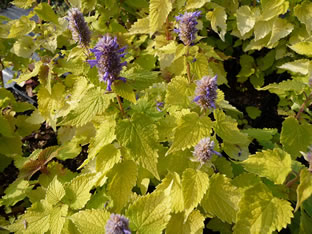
1,0,312,233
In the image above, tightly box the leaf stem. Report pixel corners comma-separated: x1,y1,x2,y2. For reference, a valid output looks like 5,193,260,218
186,46,192,83
296,92,312,120
0,58,4,88
285,171,300,188
165,16,171,41
116,95,125,116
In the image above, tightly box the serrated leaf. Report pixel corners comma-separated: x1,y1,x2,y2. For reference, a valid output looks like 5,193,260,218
126,186,172,233
294,1,312,33
80,118,116,168
63,173,99,210
60,87,114,127
289,42,312,57
11,36,38,58
245,33,270,51
192,53,209,80
268,18,293,47
96,144,121,174
242,128,277,147
201,174,240,224
236,6,255,36
241,148,292,184
214,109,250,145
182,168,209,220
112,80,136,103
237,54,255,79
165,76,196,108
125,70,161,90
295,169,312,212
185,0,210,9
7,16,36,38
208,7,227,41
46,176,65,205
149,0,172,35
49,205,68,234
70,209,110,234
128,17,150,34
278,59,310,75
107,160,138,212
281,117,312,158
206,218,232,234
166,210,205,234
34,3,59,25
14,61,42,85
11,0,36,8
254,20,274,41
167,112,212,155
234,182,293,234
257,79,306,95
116,114,159,179
155,172,184,213
38,83,65,130
260,0,288,21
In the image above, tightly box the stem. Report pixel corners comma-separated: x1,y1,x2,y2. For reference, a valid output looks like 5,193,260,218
165,17,171,41
253,0,257,6
286,172,300,188
0,58,4,88
296,92,312,120
48,0,51,5
186,46,191,83
116,95,125,116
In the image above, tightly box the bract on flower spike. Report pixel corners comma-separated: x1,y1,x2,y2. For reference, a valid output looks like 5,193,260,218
194,75,218,110
301,146,312,172
105,214,131,234
174,11,201,46
67,8,91,47
87,34,127,91
193,137,221,165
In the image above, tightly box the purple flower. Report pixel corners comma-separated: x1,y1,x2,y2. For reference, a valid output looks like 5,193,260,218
105,214,131,234
303,146,312,172
193,137,221,165
174,11,201,46
67,8,91,47
156,101,164,112
87,35,127,91
194,75,218,110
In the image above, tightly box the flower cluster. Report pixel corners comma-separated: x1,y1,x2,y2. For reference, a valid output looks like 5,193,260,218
174,11,201,46
67,8,91,47
87,35,127,91
105,214,131,234
302,146,312,172
193,137,221,165
194,75,218,110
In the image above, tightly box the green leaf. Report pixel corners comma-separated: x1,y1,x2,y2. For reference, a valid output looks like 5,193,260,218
63,173,99,210
107,160,138,212
206,218,232,234
254,20,274,41
214,109,250,145
245,106,261,119
166,112,212,155
294,1,312,33
116,114,159,179
128,17,150,34
0,115,14,137
236,6,255,36
38,83,65,130
45,176,65,205
11,0,36,8
241,148,292,184
185,0,210,9
14,61,42,85
81,0,97,12
125,70,161,90
278,59,310,75
257,79,306,95
259,0,288,21
60,87,114,127
112,80,136,103
182,169,209,220
126,186,172,234
70,209,110,234
49,205,68,234
11,36,38,58
268,18,293,47
234,182,293,233
7,16,36,38
0,135,22,156
155,172,184,213
201,174,240,224
80,118,116,168
237,54,255,79
166,210,205,234
149,0,172,35
289,42,312,57
242,128,277,148
295,169,312,212
95,144,121,174
34,3,59,25
245,34,270,51
192,54,209,80
208,7,227,41
165,76,196,108
281,117,312,158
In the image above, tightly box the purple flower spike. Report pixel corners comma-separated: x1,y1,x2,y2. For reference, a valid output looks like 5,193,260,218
303,146,312,173
193,137,221,165
156,101,164,112
88,34,127,91
174,11,201,46
194,75,218,110
67,8,91,47
105,214,131,234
